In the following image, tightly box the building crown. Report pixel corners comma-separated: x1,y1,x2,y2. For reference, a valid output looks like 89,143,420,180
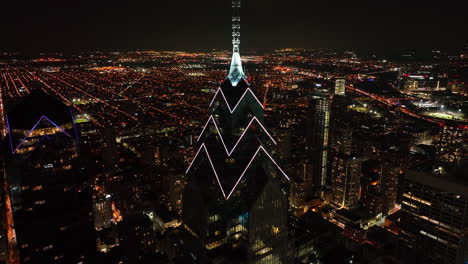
228,0,245,86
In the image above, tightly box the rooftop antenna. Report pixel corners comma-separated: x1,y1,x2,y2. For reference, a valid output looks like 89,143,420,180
228,0,245,86
232,0,241,53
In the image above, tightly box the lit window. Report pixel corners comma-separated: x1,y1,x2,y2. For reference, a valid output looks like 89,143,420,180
272,226,280,234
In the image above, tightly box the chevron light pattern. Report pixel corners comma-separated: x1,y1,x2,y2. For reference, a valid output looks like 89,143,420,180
186,83,290,200
209,87,264,113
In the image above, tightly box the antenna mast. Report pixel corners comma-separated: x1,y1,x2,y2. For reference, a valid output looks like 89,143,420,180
232,0,241,53
228,0,245,85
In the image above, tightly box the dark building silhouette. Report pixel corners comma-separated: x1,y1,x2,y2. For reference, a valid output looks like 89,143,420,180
2,90,96,263
379,159,400,214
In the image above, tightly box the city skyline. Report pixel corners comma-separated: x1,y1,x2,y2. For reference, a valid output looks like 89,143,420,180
0,1,467,264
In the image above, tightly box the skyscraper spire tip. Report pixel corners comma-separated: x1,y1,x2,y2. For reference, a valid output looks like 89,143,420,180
228,0,245,86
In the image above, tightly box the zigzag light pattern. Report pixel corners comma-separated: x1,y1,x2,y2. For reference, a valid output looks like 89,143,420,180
186,143,290,200
197,115,277,156
187,79,289,200
209,87,264,113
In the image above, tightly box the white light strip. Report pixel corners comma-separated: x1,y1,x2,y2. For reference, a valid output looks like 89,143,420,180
186,143,227,199
209,87,264,113
229,116,277,152
259,146,290,181
209,88,221,106
202,144,228,199
197,116,214,144
226,147,262,199
197,115,277,156
186,145,290,200
210,115,231,155
186,144,205,174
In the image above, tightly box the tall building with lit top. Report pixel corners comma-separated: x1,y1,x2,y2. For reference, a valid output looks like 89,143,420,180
183,1,290,263
330,155,361,209
2,90,96,263
334,78,345,96
306,94,331,196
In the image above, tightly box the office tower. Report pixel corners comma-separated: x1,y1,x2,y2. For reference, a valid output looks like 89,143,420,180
379,160,400,214
93,194,114,231
330,127,352,156
435,124,465,163
330,155,361,209
360,161,384,217
183,1,290,263
334,78,346,95
2,90,96,263
398,164,468,264
161,172,186,217
306,95,331,194
329,95,352,156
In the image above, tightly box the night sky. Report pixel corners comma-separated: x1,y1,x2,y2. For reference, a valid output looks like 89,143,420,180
2,0,467,53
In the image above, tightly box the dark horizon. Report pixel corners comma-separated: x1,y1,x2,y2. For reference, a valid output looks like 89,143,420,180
1,0,467,53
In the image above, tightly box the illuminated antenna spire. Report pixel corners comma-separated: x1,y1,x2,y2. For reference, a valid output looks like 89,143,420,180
232,0,241,53
228,0,245,86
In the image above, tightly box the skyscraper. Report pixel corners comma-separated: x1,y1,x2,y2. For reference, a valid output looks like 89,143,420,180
306,95,331,196
379,159,400,214
2,90,96,263
330,155,361,209
398,164,468,264
435,124,465,163
183,1,290,263
330,127,352,156
334,78,346,96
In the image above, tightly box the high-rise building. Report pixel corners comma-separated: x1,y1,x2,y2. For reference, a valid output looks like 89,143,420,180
330,127,352,156
398,164,468,264
93,195,114,231
306,95,331,195
379,160,400,214
183,1,291,263
435,124,465,163
2,90,96,263
360,161,384,217
334,78,346,96
330,155,361,209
